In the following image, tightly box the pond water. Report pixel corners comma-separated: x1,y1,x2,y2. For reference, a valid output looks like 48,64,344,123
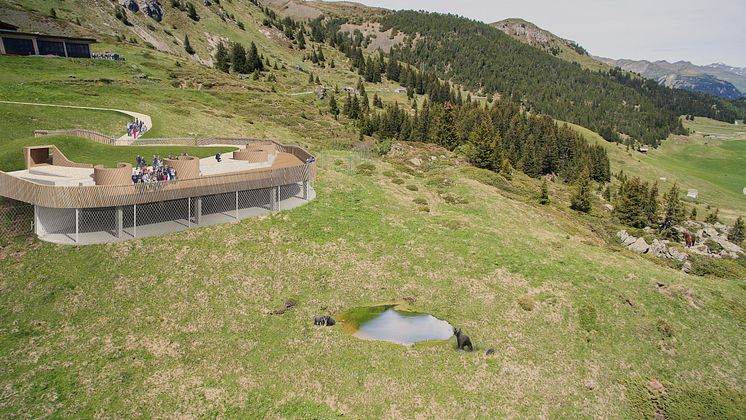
343,305,453,345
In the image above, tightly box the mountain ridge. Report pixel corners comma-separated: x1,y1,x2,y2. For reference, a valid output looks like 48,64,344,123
596,56,746,99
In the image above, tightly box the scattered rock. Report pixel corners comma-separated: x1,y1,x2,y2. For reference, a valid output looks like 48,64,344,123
629,237,650,254
649,239,667,257
485,348,495,356
143,0,164,21
681,261,692,274
702,227,719,238
603,203,614,212
409,157,422,166
124,0,139,12
270,299,297,315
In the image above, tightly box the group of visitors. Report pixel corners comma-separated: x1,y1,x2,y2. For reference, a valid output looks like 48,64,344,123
127,119,147,139
131,155,177,184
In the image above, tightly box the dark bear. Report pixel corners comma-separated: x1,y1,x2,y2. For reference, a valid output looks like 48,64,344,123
453,327,473,351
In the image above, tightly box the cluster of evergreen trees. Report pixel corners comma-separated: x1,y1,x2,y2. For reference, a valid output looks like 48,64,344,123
612,172,685,239
377,11,746,146
214,41,264,74
335,83,609,183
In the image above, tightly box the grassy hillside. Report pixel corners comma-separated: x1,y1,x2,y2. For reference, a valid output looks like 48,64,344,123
0,135,233,171
569,118,746,222
0,1,745,417
0,103,131,141
1,144,746,417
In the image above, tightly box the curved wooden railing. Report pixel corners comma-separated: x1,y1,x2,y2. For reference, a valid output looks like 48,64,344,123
1,136,316,209
0,162,315,209
34,129,115,144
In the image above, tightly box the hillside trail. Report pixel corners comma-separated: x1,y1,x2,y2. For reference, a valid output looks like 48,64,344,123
0,100,152,144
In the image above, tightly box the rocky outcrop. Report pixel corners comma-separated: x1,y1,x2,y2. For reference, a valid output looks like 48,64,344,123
143,1,164,21
616,221,743,263
124,0,139,12
616,231,688,261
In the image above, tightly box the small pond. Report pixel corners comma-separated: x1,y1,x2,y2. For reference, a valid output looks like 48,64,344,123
342,305,453,345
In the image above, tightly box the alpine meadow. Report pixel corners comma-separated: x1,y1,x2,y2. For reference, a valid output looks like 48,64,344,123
0,0,745,418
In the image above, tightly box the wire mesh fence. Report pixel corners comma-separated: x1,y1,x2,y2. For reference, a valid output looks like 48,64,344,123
0,199,34,243
315,142,374,174
30,181,312,244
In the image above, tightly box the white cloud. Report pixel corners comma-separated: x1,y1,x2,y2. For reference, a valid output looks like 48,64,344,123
327,0,746,67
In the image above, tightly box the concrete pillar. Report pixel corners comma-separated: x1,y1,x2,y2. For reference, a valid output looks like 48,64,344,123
235,191,239,219
277,186,281,211
195,197,202,225
33,205,40,236
31,38,39,55
133,204,137,238
75,208,79,243
0,36,6,55
116,206,123,238
270,187,277,212
302,181,309,200
62,41,69,58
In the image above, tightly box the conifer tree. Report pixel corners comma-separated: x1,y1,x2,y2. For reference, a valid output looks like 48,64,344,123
539,178,550,205
659,184,685,239
230,43,247,73
614,177,649,228
690,206,698,220
728,216,745,244
466,114,499,170
645,182,659,226
247,42,263,72
214,42,230,73
343,92,352,117
297,29,306,49
705,208,720,224
570,168,592,213
183,34,195,55
186,2,199,21
328,95,339,119
308,72,315,84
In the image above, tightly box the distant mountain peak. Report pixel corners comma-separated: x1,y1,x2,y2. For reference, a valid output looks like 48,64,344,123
597,57,745,99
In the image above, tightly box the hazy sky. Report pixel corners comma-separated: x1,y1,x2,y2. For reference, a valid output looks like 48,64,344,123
333,0,746,67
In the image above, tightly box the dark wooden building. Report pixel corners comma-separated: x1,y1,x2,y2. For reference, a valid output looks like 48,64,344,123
0,21,96,58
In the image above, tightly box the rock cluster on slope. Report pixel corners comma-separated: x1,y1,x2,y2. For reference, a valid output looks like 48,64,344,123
616,221,743,262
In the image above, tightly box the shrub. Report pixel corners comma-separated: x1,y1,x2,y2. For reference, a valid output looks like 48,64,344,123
405,184,419,191
392,178,404,185
418,206,430,212
375,139,392,156
518,295,535,311
355,162,376,176
705,239,723,254
382,170,396,178
412,197,427,205
656,319,673,338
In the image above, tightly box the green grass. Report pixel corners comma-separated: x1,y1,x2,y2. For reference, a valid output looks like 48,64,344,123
1,146,745,417
0,135,234,171
0,103,131,141
0,2,745,417
567,119,746,222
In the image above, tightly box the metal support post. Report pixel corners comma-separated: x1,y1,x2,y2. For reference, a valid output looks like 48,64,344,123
302,181,308,200
277,186,281,212
188,197,191,228
195,197,202,225
133,204,137,238
235,191,239,219
116,206,123,238
75,208,79,243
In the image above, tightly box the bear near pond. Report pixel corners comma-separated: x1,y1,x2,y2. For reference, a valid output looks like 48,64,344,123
453,328,473,351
